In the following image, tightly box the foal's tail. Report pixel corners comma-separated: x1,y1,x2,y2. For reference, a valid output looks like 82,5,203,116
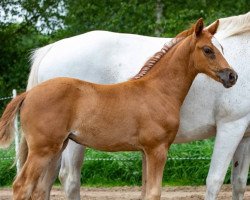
0,92,27,148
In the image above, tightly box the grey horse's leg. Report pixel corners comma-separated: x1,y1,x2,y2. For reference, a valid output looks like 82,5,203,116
205,120,248,200
231,136,250,200
59,140,85,200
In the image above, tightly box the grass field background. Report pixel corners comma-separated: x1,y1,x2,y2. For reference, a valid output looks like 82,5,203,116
0,139,233,187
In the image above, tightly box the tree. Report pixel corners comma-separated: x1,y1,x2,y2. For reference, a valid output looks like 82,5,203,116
0,0,63,112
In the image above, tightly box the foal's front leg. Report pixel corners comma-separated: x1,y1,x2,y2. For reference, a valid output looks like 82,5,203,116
144,145,168,200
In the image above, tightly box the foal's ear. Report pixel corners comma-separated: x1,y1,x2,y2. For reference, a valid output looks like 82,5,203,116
206,20,219,35
194,18,204,38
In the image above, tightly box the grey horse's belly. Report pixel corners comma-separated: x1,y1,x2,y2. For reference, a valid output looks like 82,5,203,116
174,125,216,144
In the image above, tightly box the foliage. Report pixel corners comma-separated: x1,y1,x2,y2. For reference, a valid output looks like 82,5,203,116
61,0,250,38
62,0,157,37
0,160,16,186
0,144,16,186
0,24,50,114
0,0,65,32
161,0,250,36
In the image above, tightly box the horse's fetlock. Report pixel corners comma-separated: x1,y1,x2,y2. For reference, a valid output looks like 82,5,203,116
233,176,246,193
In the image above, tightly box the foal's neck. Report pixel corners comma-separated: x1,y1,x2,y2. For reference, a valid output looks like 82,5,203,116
144,37,198,106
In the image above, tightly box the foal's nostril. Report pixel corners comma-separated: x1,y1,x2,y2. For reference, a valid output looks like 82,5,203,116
229,72,235,82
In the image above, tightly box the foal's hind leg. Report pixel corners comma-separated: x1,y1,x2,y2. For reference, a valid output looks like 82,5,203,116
13,135,66,200
13,150,59,200
31,139,69,200
31,152,62,200
231,136,250,200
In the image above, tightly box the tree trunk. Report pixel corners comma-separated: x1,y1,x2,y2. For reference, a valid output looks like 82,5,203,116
155,0,163,36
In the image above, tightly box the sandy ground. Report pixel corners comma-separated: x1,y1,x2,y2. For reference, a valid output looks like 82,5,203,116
1,185,250,199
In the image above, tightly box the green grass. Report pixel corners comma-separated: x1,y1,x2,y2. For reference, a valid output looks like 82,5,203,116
0,139,233,187
0,144,16,186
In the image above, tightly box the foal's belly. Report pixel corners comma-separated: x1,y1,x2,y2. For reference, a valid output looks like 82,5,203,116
72,130,140,152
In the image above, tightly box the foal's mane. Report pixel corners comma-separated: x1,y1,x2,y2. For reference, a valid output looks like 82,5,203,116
210,12,250,39
131,36,185,80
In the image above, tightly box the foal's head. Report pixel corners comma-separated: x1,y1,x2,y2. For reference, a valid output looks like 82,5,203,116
187,18,237,88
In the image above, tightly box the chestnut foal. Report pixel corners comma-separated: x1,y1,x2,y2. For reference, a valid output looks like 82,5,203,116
0,19,237,200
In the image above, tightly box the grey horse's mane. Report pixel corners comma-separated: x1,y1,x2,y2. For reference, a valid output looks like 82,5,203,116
208,12,250,39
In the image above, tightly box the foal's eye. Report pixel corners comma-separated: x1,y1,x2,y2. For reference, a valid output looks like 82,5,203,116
203,46,214,55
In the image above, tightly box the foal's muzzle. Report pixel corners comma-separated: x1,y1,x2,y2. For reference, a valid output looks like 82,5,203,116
217,68,238,88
